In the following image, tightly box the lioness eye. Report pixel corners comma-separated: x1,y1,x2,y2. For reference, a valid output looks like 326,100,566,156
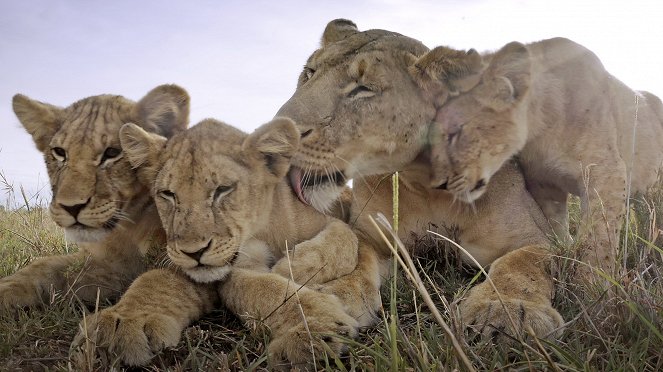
101,147,122,163
347,85,375,99
213,184,235,201
304,67,315,80
52,147,66,161
158,190,176,203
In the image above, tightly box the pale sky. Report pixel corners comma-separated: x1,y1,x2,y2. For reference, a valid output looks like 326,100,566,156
1,0,662,206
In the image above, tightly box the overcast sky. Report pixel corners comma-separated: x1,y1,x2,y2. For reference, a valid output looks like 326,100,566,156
1,0,662,206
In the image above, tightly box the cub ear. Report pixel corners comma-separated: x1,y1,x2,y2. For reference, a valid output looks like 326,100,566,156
12,94,64,153
134,84,190,138
242,117,300,179
409,46,484,106
119,123,167,187
321,19,359,46
475,42,531,112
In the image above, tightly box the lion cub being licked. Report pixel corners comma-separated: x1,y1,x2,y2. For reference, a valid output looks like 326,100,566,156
1,84,195,310
73,117,358,367
427,39,663,278
276,19,564,342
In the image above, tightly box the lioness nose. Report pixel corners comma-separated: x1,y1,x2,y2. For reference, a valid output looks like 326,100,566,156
60,198,90,219
183,239,212,263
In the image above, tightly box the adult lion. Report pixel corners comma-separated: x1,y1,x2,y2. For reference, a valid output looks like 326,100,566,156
1,85,195,309
277,19,563,340
426,39,663,274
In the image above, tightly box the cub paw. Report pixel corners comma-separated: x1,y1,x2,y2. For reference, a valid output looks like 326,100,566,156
0,279,40,311
72,307,181,366
268,292,358,368
272,251,322,284
460,289,564,342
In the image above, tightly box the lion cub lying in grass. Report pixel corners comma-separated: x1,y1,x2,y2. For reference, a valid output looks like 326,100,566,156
73,117,358,368
427,38,663,278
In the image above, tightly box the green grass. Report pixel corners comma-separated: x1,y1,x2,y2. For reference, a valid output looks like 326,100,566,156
1,185,662,371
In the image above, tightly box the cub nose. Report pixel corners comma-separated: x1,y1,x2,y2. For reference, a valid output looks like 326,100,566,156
60,198,90,219
183,239,212,263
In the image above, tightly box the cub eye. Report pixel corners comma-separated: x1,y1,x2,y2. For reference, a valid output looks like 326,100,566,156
158,189,176,203
52,147,66,161
101,147,122,163
213,184,235,201
448,130,461,146
347,84,375,99
51,147,67,162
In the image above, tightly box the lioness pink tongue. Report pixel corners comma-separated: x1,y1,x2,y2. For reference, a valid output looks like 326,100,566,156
289,167,309,205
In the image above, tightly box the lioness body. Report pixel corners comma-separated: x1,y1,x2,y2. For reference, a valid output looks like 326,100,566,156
277,19,563,340
1,85,193,309
74,118,358,367
430,38,663,272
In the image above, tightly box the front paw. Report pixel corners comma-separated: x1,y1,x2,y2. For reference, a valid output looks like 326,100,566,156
460,284,564,342
272,254,319,284
268,292,358,368
71,307,181,366
0,279,41,310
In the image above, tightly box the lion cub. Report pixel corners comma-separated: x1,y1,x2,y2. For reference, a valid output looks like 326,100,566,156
2,84,191,310
428,38,663,275
73,117,359,367
120,117,358,285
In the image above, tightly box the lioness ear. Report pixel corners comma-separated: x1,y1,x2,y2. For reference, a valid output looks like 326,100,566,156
119,123,166,186
134,84,190,138
321,19,359,46
409,47,484,106
12,94,64,153
242,117,300,179
475,42,531,112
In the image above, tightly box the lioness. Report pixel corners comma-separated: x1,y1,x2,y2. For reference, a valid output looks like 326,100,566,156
427,39,663,274
73,117,358,367
277,19,564,339
1,85,195,309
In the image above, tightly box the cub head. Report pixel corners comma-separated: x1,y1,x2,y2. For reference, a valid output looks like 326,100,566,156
12,84,189,243
429,42,531,202
120,117,299,282
276,18,485,211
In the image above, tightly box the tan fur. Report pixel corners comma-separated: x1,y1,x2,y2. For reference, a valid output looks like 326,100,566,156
277,19,564,340
429,38,663,275
74,118,359,367
1,85,189,310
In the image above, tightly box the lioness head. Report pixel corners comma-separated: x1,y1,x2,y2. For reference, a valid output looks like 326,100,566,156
12,85,189,243
120,118,299,282
277,19,484,210
429,42,531,202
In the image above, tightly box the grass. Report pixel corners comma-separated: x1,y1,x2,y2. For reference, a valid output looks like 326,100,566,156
0,176,662,371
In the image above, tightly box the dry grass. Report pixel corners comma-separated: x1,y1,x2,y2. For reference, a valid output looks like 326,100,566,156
0,176,662,371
